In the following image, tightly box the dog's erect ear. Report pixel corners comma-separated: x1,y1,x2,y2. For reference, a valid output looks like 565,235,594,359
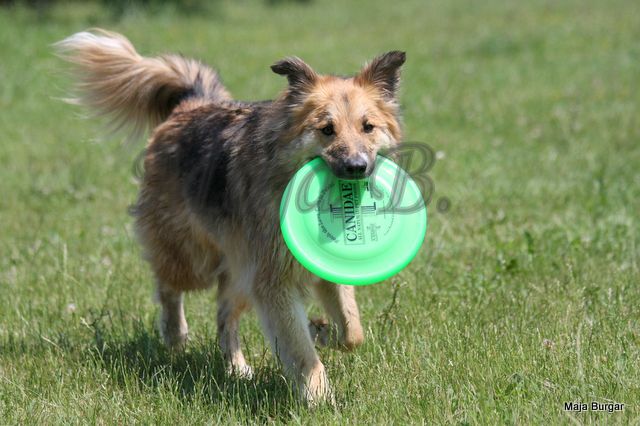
271,57,317,91
355,51,406,99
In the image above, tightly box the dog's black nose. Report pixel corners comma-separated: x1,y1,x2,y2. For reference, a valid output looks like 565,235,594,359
343,157,368,178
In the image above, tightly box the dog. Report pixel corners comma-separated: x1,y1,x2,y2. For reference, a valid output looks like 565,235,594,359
56,29,405,404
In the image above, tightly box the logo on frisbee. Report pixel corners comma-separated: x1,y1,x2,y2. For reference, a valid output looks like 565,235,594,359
314,180,395,247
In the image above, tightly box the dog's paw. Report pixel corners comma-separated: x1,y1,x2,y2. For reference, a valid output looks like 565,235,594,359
309,318,344,349
299,362,335,408
159,315,189,351
308,318,333,347
162,331,189,351
226,363,254,380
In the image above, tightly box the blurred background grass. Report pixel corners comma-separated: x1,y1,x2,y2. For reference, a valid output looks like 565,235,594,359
0,0,639,424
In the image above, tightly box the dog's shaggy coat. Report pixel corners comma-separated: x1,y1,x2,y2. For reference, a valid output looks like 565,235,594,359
56,29,405,403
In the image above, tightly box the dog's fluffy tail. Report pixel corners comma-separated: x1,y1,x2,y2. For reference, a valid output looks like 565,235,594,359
55,29,231,140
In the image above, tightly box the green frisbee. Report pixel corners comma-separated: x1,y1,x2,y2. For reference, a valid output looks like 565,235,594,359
280,156,427,285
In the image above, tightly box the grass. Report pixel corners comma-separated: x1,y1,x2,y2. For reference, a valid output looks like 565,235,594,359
1,0,639,423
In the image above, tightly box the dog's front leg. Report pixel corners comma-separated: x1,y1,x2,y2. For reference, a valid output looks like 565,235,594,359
310,280,364,351
252,281,331,405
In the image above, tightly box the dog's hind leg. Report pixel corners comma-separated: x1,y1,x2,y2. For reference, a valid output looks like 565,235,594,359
253,280,331,404
157,285,189,349
217,272,253,378
144,232,215,349
310,280,364,351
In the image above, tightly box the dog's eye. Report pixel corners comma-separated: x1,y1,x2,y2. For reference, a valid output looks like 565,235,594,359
320,124,335,136
363,122,375,133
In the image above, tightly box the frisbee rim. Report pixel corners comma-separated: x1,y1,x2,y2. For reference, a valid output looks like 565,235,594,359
279,156,427,286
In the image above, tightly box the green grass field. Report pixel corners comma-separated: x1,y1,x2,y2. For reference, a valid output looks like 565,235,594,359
1,0,639,423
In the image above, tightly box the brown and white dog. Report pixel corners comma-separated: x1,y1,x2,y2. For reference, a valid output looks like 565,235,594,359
56,29,405,404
